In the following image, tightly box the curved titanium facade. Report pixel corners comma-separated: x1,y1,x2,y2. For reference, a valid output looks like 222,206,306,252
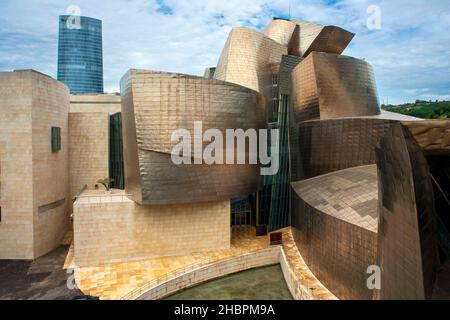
302,26,355,58
262,19,298,47
291,165,378,300
263,19,354,58
121,70,266,205
293,20,324,56
375,123,440,299
57,15,103,94
214,27,287,106
291,52,381,123
290,118,395,181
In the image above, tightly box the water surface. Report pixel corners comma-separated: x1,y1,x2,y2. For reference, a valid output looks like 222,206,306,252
164,264,293,300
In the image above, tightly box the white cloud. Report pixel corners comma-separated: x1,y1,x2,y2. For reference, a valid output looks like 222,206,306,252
0,0,449,103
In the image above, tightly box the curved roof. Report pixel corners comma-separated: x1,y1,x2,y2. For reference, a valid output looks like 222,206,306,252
291,165,379,232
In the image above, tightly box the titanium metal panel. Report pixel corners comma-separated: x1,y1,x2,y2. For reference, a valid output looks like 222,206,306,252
292,165,378,233
402,120,450,155
302,26,355,57
262,19,298,47
263,19,354,58
120,70,266,205
290,54,320,123
291,165,378,300
293,20,324,56
375,123,440,300
290,118,394,181
214,27,287,111
291,52,381,122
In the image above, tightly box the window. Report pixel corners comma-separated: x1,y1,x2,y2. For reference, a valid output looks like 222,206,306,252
51,127,61,152
272,74,279,86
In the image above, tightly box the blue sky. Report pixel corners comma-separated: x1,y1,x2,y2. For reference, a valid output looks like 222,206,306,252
0,0,449,104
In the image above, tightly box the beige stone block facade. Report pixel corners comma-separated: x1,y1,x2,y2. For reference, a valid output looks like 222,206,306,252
69,93,121,114
68,112,110,197
0,70,70,259
68,93,121,197
73,190,230,267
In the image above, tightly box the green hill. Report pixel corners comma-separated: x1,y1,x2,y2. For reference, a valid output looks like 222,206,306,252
382,100,450,119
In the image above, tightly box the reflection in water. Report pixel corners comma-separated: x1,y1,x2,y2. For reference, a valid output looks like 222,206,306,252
164,264,293,300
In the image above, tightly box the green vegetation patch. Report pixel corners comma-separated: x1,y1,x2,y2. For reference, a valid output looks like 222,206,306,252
382,100,450,119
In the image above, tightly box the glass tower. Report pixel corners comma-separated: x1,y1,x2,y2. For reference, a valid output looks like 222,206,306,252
57,15,103,94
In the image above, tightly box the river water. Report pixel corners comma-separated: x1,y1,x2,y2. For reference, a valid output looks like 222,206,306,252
164,264,293,300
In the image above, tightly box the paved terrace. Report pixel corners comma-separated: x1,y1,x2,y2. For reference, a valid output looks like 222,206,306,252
0,232,82,300
66,227,335,300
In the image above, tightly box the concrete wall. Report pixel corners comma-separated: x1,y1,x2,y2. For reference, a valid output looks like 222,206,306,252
0,70,70,259
73,191,231,267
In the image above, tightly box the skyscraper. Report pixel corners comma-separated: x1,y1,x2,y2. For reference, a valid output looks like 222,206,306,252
57,15,103,94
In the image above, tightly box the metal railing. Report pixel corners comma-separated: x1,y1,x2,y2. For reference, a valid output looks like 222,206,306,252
118,247,272,300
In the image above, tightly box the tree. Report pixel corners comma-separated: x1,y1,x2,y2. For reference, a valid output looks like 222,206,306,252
96,178,115,191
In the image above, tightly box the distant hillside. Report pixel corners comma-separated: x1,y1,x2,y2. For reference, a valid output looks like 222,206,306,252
382,100,450,119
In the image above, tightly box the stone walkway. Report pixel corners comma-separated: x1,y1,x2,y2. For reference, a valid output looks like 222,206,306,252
281,229,337,300
68,226,336,300
69,227,271,300
0,245,82,300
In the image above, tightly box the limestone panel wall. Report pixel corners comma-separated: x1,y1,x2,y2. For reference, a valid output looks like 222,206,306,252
73,191,230,267
68,112,110,197
0,70,70,259
0,72,35,259
69,93,121,114
31,71,71,258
